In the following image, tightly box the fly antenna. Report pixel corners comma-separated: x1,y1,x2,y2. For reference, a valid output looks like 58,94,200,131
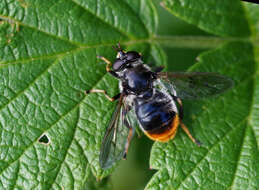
112,45,118,52
113,42,126,59
117,42,122,51
112,42,123,52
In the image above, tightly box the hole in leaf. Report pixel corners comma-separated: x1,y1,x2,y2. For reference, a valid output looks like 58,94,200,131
38,134,50,145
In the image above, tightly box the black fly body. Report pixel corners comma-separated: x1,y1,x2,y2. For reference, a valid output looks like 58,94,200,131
86,43,233,169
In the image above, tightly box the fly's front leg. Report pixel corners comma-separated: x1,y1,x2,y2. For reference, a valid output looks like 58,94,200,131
96,55,119,78
85,89,121,102
172,95,201,146
96,56,112,72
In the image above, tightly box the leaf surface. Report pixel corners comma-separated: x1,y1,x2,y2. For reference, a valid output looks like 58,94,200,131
1,0,259,189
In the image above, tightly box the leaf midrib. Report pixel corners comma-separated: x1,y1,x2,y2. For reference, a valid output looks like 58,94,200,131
1,35,256,67
2,12,257,66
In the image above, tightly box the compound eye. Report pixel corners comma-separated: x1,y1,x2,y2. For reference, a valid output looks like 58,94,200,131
126,51,141,62
113,58,124,71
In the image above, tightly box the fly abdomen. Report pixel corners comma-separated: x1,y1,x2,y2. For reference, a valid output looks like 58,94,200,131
135,90,177,132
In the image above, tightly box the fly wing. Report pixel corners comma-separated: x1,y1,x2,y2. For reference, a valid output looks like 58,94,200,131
99,95,135,169
158,72,233,99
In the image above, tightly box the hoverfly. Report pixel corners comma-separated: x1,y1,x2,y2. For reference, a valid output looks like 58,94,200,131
86,43,233,169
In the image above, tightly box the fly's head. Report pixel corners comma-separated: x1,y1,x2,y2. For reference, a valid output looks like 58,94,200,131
112,43,142,73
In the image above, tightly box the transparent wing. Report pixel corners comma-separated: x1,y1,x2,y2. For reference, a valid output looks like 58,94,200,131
99,95,136,169
158,72,233,99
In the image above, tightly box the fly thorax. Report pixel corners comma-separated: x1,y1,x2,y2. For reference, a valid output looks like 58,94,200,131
122,65,153,94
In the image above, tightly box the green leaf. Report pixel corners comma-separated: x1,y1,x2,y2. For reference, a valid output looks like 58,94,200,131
0,0,161,189
146,41,259,190
161,0,251,37
1,0,259,189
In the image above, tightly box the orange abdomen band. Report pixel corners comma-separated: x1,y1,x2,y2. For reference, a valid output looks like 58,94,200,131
144,114,180,142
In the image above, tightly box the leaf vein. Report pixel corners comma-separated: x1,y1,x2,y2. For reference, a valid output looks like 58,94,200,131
0,57,58,113
0,14,83,47
49,107,80,190
69,0,132,39
9,161,20,190
176,118,248,190
228,125,250,190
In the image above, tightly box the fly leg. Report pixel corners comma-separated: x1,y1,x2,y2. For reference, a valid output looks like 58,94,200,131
150,65,164,80
148,62,164,75
173,95,201,146
122,106,135,159
85,90,121,102
96,55,119,78
180,122,201,146
123,119,134,159
153,66,164,73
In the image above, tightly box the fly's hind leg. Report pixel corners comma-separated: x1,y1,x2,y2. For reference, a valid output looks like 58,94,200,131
173,95,201,146
85,90,121,102
180,122,201,146
123,118,134,159
122,106,135,159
